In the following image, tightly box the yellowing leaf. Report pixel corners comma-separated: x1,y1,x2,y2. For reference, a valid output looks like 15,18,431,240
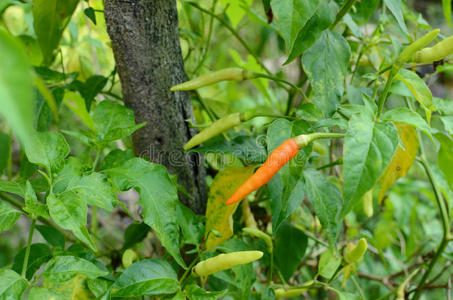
205,166,255,249
43,274,93,300
377,123,418,202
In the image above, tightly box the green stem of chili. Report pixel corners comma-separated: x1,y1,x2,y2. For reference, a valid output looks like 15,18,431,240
330,0,358,29
377,66,398,119
22,219,36,278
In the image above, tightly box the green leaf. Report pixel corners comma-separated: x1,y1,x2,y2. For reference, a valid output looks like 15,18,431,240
395,69,434,124
93,101,145,143
185,284,226,300
110,259,179,297
25,131,70,172
433,97,453,115
78,75,108,111
302,30,351,117
303,168,342,244
0,269,27,299
0,29,34,149
0,132,10,175
342,110,398,217
271,0,319,53
42,256,108,282
382,107,432,140
36,225,65,248
46,192,96,251
29,287,64,300
318,249,341,279
104,158,185,268
0,201,21,232
191,135,267,164
32,0,79,65
176,202,204,246
122,222,151,251
24,180,49,219
274,222,308,281
11,243,52,280
87,278,113,299
267,119,312,234
285,0,334,64
83,7,97,25
383,0,408,35
0,178,48,198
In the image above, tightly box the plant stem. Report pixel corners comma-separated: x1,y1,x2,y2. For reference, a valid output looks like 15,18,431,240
411,110,451,298
187,2,271,75
21,219,36,278
377,66,398,119
330,0,358,28
192,0,218,75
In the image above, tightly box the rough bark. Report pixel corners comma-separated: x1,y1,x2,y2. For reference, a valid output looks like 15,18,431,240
104,0,206,213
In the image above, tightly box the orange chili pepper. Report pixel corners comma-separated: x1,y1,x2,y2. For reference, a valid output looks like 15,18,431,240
225,138,299,205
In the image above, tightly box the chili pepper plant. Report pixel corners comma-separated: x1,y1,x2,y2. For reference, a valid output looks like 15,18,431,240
1,0,453,299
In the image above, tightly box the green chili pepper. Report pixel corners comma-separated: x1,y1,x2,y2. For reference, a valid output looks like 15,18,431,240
122,249,137,269
170,68,256,91
415,35,453,63
192,250,263,276
398,29,440,63
274,288,307,298
344,238,368,264
184,111,255,150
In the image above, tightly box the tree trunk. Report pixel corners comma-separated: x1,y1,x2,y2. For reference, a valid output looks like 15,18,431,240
104,0,206,213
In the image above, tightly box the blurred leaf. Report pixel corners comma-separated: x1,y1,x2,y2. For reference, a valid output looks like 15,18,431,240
93,101,145,143
433,97,453,115
122,222,151,251
267,119,312,234
443,0,452,26
0,29,34,149
104,158,186,268
176,202,204,246
25,131,69,172
87,278,112,299
395,69,434,124
43,256,108,282
0,132,10,175
0,269,27,299
271,0,319,53
383,0,408,34
318,249,341,279
205,166,255,249
304,168,342,244
46,192,96,251
0,201,21,232
185,284,226,300
12,243,52,280
24,180,49,219
34,74,60,124
437,133,453,192
84,7,96,25
377,123,418,202
29,287,64,300
274,222,308,281
36,225,65,248
110,259,179,297
302,30,351,117
382,107,432,141
440,116,453,136
64,91,96,131
0,178,48,198
285,0,334,64
342,109,398,217
220,0,253,28
32,0,79,65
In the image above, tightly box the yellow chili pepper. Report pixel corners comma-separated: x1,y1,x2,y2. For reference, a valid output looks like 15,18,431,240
415,35,453,63
398,29,440,63
192,250,263,276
